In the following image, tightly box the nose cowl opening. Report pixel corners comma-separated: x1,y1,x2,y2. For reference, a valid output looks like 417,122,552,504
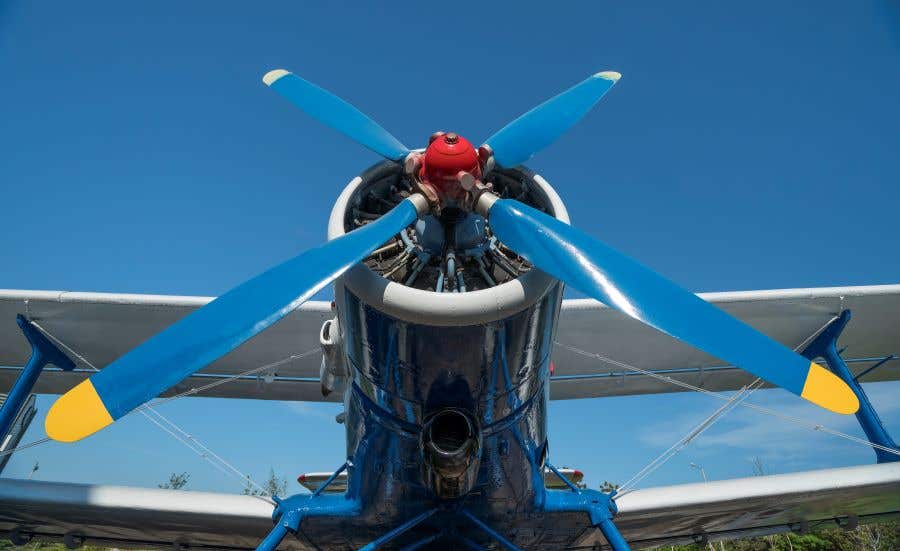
421,408,481,498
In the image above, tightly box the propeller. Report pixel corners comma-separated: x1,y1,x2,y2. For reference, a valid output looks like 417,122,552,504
46,67,857,446
45,196,427,442
482,71,621,168
263,70,410,161
475,195,859,415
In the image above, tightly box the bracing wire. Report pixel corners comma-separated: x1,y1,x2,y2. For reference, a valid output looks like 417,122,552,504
611,316,839,493
3,321,321,496
617,380,762,493
555,338,900,464
0,436,50,458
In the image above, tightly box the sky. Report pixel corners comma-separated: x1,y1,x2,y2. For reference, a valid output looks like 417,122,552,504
1,1,899,495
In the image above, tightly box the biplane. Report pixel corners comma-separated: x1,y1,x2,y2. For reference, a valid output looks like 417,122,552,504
0,70,897,550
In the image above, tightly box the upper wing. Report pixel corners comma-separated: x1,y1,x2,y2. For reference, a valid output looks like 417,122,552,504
552,284,900,399
2,463,898,549
0,290,334,402
2,285,898,402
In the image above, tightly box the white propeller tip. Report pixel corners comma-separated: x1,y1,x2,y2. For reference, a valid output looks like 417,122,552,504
263,69,290,86
594,71,622,82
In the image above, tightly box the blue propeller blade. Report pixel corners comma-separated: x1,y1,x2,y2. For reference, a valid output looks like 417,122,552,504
263,70,410,161
46,198,423,442
484,198,859,414
483,72,621,168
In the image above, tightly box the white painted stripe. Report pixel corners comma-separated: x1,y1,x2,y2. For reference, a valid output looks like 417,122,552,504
262,69,290,86
594,71,622,81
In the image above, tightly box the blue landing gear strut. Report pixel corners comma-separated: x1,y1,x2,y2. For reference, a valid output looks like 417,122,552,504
256,461,439,551
543,462,630,551
801,310,898,463
258,462,631,550
256,461,355,551
0,315,75,442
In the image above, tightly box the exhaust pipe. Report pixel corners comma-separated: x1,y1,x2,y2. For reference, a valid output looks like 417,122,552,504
421,408,481,498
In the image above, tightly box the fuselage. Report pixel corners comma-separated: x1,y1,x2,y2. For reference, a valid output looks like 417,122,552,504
295,161,595,548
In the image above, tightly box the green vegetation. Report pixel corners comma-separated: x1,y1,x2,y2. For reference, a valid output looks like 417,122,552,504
649,521,900,551
601,480,621,493
157,471,190,490
241,467,288,498
3,470,895,550
1,521,897,550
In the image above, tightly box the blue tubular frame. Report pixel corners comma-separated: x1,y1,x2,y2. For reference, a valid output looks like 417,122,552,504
358,509,438,551
260,462,440,551
260,492,360,551
0,316,74,441
542,462,631,551
801,310,898,463
312,461,349,496
459,510,523,551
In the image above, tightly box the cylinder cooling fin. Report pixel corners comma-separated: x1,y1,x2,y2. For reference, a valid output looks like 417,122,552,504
346,164,557,293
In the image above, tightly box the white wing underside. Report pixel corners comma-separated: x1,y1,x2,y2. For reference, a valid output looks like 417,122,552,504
1,285,898,401
0,286,898,546
1,462,898,549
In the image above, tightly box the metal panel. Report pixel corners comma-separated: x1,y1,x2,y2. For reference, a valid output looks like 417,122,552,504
552,284,900,399
611,462,900,548
0,291,331,400
1,285,898,401
1,463,897,549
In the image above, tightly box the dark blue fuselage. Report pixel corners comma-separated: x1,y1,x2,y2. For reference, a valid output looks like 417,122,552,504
280,282,609,548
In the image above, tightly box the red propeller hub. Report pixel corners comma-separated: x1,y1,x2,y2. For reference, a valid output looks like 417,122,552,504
419,132,482,202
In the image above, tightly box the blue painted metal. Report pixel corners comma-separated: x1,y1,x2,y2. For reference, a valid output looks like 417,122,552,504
486,198,828,403
276,280,568,548
313,461,349,497
85,198,420,422
269,273,634,548
597,515,631,551
546,462,581,493
0,315,74,440
800,310,899,463
544,488,629,550
397,532,441,551
455,534,488,550
460,509,523,551
266,71,410,161
267,492,361,548
484,72,619,168
357,509,437,551
255,520,289,551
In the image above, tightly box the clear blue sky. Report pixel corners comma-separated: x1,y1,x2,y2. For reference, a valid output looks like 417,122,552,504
1,1,898,493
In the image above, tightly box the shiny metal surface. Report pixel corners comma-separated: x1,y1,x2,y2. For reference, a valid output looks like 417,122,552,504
44,198,422,443
487,198,857,412
263,70,410,161
2,285,898,401
332,282,562,545
2,463,897,550
484,71,620,168
551,285,900,399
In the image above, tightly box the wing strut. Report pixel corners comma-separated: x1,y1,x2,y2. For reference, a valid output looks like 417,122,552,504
0,316,74,454
799,310,900,463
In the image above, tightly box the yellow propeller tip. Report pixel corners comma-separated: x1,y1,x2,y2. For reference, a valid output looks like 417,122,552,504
594,71,622,82
262,69,290,86
800,362,860,415
45,380,114,443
